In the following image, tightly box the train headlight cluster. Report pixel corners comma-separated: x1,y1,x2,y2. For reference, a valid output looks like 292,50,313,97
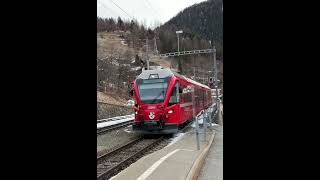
135,111,138,114
167,110,173,114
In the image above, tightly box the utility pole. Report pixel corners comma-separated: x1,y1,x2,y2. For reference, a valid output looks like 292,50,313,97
176,30,183,73
203,90,207,142
154,37,158,55
212,45,220,119
146,38,149,70
193,67,196,80
192,87,200,150
177,35,179,51
183,38,185,51
176,31,182,52
203,74,205,84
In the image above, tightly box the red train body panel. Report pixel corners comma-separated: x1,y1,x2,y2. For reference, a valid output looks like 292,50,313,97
132,69,213,134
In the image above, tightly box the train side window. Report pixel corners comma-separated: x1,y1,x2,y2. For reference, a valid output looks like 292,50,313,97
179,86,183,94
184,93,191,102
169,82,179,104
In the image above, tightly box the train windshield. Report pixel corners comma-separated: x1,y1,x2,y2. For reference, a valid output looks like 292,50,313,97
137,78,169,104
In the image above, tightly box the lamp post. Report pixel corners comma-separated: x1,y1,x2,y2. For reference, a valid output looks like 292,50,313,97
176,30,183,73
209,40,220,122
176,30,183,52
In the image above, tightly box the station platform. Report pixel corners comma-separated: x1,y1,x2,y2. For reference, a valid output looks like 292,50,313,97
198,125,223,180
111,126,217,180
198,104,223,180
111,103,223,180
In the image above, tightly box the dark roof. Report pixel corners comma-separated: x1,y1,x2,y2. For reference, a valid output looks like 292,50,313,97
137,68,210,89
137,68,173,79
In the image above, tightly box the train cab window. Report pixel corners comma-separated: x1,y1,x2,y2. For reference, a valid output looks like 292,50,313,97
179,86,183,94
169,82,179,105
184,93,191,102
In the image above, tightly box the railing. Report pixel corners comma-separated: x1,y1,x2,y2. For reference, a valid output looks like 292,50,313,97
159,49,215,58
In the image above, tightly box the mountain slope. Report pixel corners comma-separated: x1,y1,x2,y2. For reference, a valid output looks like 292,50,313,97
157,0,223,57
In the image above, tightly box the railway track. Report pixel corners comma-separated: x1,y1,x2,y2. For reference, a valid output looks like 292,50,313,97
97,114,134,124
97,120,134,135
97,136,164,180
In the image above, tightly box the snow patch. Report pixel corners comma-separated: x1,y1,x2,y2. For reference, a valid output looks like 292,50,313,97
97,117,134,129
190,104,218,127
130,66,142,71
211,123,220,127
120,40,127,45
124,128,132,133
166,132,185,147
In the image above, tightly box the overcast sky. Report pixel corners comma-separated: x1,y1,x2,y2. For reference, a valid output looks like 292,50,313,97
97,0,207,28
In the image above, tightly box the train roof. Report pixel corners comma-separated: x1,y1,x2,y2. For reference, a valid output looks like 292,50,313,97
180,74,211,89
137,68,210,89
137,68,173,79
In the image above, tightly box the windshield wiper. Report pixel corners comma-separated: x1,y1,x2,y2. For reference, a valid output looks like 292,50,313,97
150,91,165,104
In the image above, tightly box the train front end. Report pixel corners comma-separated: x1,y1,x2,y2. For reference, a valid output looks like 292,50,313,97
132,69,179,134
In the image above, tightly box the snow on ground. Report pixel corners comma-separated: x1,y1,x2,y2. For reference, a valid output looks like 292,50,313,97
191,104,218,127
120,40,127,45
191,110,205,127
97,114,134,123
124,125,132,133
166,132,186,147
97,117,134,129
191,122,196,127
130,66,142,71
211,123,220,127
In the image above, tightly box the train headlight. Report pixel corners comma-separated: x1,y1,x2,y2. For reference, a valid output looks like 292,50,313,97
168,110,173,114
135,111,138,114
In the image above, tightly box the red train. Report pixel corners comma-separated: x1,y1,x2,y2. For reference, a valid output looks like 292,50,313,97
132,68,213,134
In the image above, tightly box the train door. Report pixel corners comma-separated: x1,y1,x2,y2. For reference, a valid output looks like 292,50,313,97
181,83,192,123
168,82,181,124
168,82,179,105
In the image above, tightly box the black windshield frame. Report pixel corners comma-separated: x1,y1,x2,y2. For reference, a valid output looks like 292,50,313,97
136,77,171,104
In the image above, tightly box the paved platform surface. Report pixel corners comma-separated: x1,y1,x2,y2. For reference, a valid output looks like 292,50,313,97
111,128,215,180
198,125,223,180
111,104,223,180
198,104,223,180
